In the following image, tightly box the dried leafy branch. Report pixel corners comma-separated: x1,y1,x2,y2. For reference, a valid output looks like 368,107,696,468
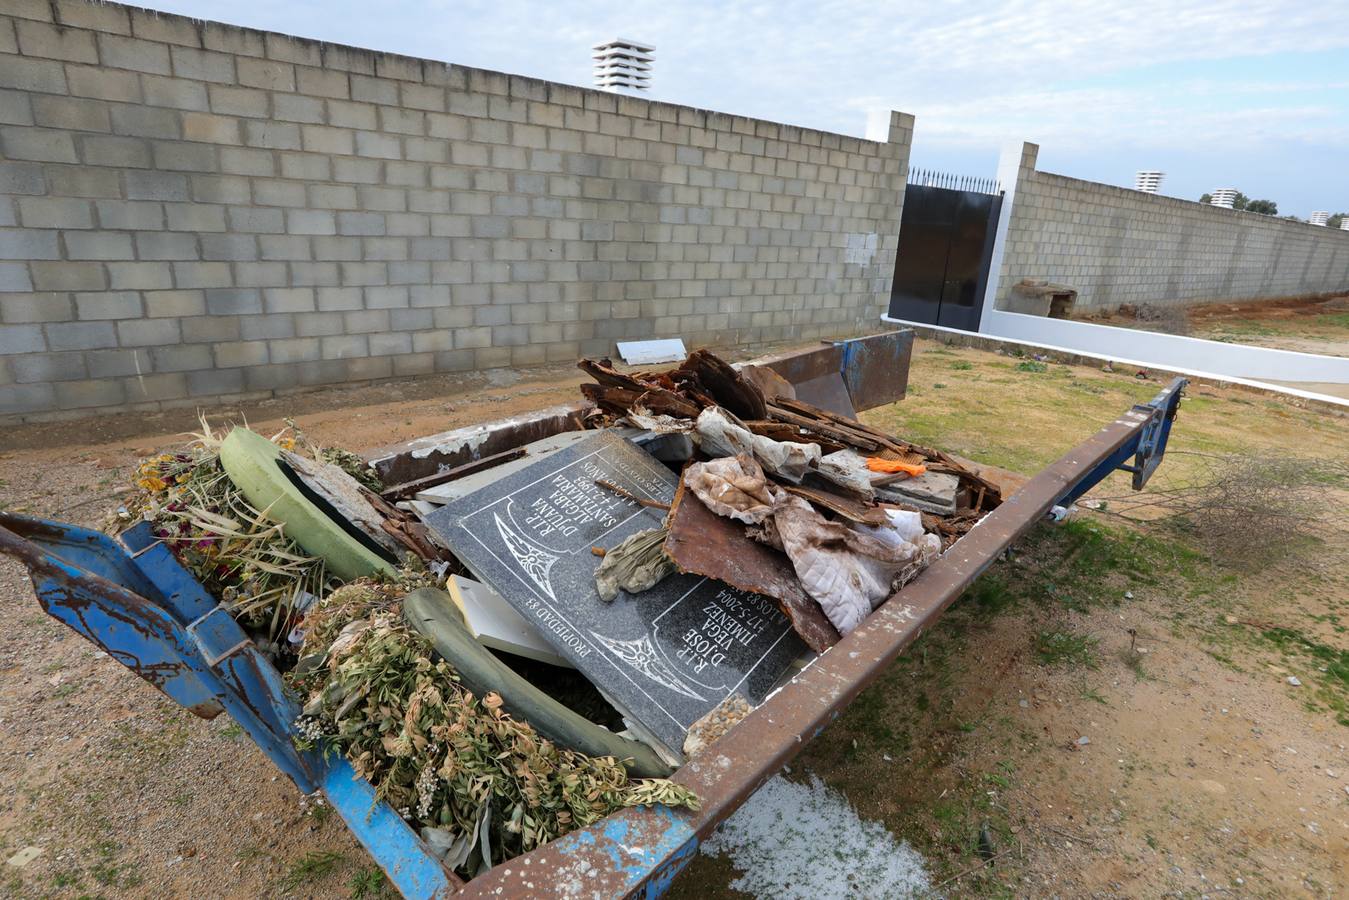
1088,451,1349,566
289,588,698,872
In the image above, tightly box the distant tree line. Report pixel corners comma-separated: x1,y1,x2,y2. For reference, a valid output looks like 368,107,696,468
1328,212,1348,229
1197,191,1278,215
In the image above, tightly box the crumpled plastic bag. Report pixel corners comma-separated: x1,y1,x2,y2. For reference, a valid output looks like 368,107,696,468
693,406,820,483
683,454,776,524
772,496,937,635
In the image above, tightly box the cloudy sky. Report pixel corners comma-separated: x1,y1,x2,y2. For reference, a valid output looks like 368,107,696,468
143,0,1347,217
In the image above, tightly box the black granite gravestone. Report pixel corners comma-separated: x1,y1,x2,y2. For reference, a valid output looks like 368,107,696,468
425,430,805,756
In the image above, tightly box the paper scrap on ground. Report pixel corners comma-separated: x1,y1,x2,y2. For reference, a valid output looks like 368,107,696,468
617,338,687,365
701,774,931,900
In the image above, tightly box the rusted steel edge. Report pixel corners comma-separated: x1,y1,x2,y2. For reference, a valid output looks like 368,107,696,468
460,403,1157,899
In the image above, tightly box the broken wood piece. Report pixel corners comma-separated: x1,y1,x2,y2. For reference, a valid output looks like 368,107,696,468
676,349,767,420
778,482,889,525
594,478,672,511
664,478,840,654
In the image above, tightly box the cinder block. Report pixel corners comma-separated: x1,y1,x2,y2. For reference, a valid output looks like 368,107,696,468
190,174,249,204
112,105,180,139
166,203,226,231
341,309,388,333
268,337,320,363
286,209,337,235
10,350,86,383
135,231,198,260
66,64,140,102
321,333,369,356
1,126,77,162
124,371,190,403
170,46,235,83
208,84,267,118
80,134,152,168
263,287,315,312
0,56,67,93
74,291,142,321
338,211,386,235
205,287,262,315
301,124,354,155
200,233,259,261
18,197,92,230
32,95,110,132
232,261,287,287
187,368,245,397
350,74,397,105
226,207,284,233
180,111,240,144
0,263,34,293
152,141,217,172
238,57,294,91
54,378,126,409
0,382,55,414
65,232,135,260
107,261,173,290
368,332,412,356
0,229,59,260
355,130,401,159
264,33,321,67
279,152,331,181
0,323,45,354
298,66,350,99
214,340,270,368
316,286,363,310
141,289,203,318
239,314,295,340
272,93,325,124
141,74,208,111
0,292,72,323
252,179,305,207
325,99,375,131
46,320,117,350
243,119,301,150
180,315,239,342
294,311,344,336
46,165,120,199
15,18,98,63
307,183,358,209
0,161,44,195
30,261,106,292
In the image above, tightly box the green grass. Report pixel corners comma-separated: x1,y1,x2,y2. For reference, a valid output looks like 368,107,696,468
1033,631,1100,669
1014,360,1048,373
280,851,346,892
1259,626,1349,726
349,865,393,899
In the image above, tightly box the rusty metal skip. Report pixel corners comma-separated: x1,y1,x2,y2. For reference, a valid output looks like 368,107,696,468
0,330,1185,898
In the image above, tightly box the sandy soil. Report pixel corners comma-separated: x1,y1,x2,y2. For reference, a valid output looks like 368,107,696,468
2,339,1347,898
1082,295,1349,360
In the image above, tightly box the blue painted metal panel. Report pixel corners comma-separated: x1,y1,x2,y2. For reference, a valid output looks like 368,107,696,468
320,756,456,898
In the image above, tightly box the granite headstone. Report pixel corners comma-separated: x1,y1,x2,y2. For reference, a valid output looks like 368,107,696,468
425,430,805,756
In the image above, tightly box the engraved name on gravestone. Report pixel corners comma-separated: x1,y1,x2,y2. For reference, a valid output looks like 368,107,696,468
425,430,805,754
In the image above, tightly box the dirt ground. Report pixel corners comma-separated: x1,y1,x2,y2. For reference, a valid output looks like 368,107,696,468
1083,294,1349,360
2,340,1347,898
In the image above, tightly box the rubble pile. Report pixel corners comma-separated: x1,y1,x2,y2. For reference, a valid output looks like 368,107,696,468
113,345,1001,877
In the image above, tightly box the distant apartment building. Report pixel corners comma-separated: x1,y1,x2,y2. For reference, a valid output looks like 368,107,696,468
593,38,654,93
1210,188,1239,209
1309,211,1330,226
1134,170,1164,193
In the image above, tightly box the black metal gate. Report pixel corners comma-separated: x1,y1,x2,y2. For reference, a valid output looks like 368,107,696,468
888,170,1002,331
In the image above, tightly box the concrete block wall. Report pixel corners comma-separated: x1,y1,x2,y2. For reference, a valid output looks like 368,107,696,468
994,143,1349,314
0,1,912,421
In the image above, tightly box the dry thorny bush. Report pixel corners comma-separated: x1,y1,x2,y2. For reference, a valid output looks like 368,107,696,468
1094,451,1349,568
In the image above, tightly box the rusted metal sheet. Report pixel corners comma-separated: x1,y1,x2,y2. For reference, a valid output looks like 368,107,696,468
459,390,1174,899
380,447,526,502
836,330,914,412
664,478,841,654
366,403,588,485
